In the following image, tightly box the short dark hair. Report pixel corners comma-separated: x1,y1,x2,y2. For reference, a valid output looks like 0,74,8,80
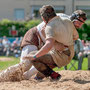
70,10,87,21
39,5,56,23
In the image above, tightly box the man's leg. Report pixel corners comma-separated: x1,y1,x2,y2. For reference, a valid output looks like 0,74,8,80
64,66,67,70
23,66,38,80
88,54,90,70
78,55,83,70
32,54,61,80
20,45,39,80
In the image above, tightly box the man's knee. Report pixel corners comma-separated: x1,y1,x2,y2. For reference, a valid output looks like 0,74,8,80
32,59,46,71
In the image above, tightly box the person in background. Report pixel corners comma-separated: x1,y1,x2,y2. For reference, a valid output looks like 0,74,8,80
0,39,3,47
12,37,20,48
0,39,4,55
83,41,90,70
2,36,11,56
74,39,84,70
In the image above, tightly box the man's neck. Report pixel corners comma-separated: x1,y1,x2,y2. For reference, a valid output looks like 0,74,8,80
46,15,57,24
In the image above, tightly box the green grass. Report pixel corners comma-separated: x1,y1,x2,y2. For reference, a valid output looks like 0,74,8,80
54,58,88,71
0,56,19,70
0,56,88,71
86,20,90,24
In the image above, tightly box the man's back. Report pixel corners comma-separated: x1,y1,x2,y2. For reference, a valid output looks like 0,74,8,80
37,13,71,43
45,16,75,46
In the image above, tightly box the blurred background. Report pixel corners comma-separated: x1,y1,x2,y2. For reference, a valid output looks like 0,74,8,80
0,0,90,71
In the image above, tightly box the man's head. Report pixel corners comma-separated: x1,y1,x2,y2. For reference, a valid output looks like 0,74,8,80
39,5,56,23
70,10,87,29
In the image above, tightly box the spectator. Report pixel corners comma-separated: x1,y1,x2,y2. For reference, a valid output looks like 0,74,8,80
88,54,90,70
83,41,90,70
0,39,4,55
0,39,3,47
2,37,11,56
12,37,20,48
74,39,84,70
81,40,85,46
11,37,21,57
19,36,23,44
2,36,7,45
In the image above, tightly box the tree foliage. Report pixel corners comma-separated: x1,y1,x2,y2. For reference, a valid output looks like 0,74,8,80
0,19,89,41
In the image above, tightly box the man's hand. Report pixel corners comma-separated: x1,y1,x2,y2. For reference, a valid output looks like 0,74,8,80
23,55,35,61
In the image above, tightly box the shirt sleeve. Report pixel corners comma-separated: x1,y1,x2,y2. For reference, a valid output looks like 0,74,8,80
67,20,79,40
37,21,45,31
45,25,55,40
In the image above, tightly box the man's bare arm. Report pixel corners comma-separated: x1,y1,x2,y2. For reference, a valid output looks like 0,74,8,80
23,38,55,60
34,38,55,58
